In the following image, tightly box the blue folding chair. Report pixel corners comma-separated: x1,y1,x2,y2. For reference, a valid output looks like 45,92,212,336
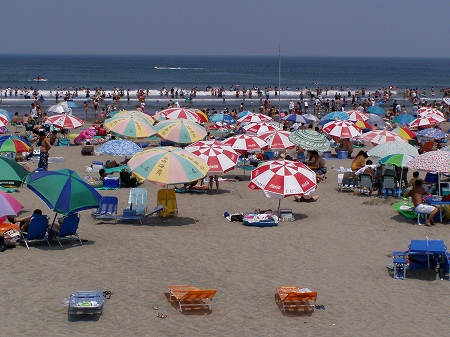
53,213,82,247
92,196,119,221
21,214,50,249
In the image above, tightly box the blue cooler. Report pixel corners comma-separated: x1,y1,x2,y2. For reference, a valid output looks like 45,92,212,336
337,150,348,159
103,176,119,188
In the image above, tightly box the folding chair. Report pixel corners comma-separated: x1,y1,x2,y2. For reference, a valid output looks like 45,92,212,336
21,214,50,249
157,188,178,218
359,174,373,195
52,213,82,247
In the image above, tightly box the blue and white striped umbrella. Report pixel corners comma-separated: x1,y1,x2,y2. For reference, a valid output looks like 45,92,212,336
96,139,142,157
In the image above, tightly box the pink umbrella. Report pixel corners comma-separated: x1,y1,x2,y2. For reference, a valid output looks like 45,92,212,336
418,107,445,118
0,190,23,216
408,115,445,128
159,108,201,123
237,113,272,124
242,122,281,136
248,159,317,210
322,120,362,139
47,113,84,129
222,134,268,152
361,130,408,145
258,130,295,150
185,140,239,173
346,110,369,121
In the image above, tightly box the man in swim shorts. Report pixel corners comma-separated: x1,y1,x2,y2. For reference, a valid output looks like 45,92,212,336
406,179,438,226
38,131,52,171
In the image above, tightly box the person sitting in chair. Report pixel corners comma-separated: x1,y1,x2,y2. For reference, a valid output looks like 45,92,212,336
7,209,44,232
406,179,438,227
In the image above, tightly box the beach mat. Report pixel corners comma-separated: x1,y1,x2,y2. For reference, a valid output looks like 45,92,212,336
0,186,19,193
174,187,208,194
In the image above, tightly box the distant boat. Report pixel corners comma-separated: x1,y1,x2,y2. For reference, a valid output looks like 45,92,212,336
33,76,47,82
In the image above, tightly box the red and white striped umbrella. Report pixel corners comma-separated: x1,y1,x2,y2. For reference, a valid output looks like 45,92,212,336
322,120,362,139
159,108,201,123
185,140,239,173
258,130,295,150
360,130,407,145
248,160,317,210
346,110,369,122
242,122,281,135
418,107,445,118
47,113,84,129
408,114,445,128
221,134,268,152
207,122,233,131
237,113,272,124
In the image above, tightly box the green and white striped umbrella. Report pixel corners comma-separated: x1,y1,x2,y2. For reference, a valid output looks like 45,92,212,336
368,141,419,159
289,129,330,151
379,154,415,167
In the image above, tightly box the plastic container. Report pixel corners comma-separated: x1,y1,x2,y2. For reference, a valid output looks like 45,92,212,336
337,150,348,159
323,151,331,158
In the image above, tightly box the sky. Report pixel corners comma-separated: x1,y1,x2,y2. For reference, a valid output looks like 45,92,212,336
1,0,450,58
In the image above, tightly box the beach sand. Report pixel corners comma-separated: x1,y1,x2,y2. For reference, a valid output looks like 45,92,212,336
1,124,450,337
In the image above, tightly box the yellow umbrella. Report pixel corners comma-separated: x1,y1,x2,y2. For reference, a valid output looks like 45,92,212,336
104,112,156,138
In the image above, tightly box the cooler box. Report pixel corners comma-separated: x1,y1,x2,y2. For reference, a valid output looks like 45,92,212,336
337,150,348,159
265,151,275,160
441,188,450,196
91,161,103,173
103,176,119,188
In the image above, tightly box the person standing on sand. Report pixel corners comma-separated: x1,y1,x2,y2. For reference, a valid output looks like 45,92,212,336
406,179,438,226
84,101,89,119
37,131,52,171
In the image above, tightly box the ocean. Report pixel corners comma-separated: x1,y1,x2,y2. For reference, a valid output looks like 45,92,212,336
0,55,449,116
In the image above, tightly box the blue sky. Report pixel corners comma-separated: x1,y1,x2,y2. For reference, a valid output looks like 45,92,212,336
2,0,450,57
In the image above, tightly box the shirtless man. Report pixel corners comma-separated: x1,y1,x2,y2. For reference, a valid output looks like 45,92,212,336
406,179,438,226
37,131,52,171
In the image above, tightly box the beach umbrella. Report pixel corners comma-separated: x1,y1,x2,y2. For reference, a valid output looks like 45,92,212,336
243,122,281,136
27,168,102,215
416,128,447,140
322,120,362,139
128,146,210,185
47,113,84,129
107,110,155,125
237,110,253,118
59,101,78,108
368,142,419,159
380,153,415,167
0,155,30,186
0,109,12,121
391,127,416,140
0,114,9,126
258,130,295,150
361,130,407,145
282,114,308,124
302,113,319,122
237,113,272,124
322,111,349,121
366,106,386,115
96,139,142,157
443,97,450,106
0,135,31,153
418,107,445,118
366,113,386,128
248,159,317,210
185,140,239,173
154,119,207,144
159,108,201,123
194,110,209,123
222,134,268,152
0,190,23,216
346,110,369,122
409,115,445,128
206,122,233,132
392,114,415,125
48,104,70,114
289,129,330,151
353,120,372,130
104,112,156,139
209,113,236,124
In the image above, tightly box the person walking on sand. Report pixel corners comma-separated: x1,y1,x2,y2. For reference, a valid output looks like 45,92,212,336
37,131,52,171
209,175,219,190
406,179,438,226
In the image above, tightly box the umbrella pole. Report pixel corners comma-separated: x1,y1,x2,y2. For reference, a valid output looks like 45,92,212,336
277,199,281,217
48,213,58,237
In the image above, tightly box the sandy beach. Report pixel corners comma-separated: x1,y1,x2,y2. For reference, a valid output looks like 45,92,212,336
1,118,450,337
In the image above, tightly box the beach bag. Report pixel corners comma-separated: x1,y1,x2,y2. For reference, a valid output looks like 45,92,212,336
3,229,21,246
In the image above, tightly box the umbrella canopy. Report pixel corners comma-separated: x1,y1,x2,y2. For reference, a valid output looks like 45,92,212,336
185,140,239,173
221,134,268,152
407,150,450,173
302,113,319,122
409,115,445,128
289,129,330,151
159,108,201,123
105,112,156,138
207,122,234,131
391,127,416,140
361,130,407,145
418,107,445,118
242,122,281,136
209,113,236,124
59,101,78,108
392,114,415,125
237,110,253,118
248,160,317,210
416,128,447,140
48,104,70,114
258,130,295,150
237,113,272,124
154,119,207,144
322,120,362,139
353,120,372,130
108,110,155,125
0,155,30,186
346,110,369,122
0,135,31,153
194,110,209,123
380,154,415,167
26,169,102,214
368,142,419,158
128,146,210,184
366,106,386,115
322,111,350,122
0,114,9,127
0,190,23,216
47,113,84,129
96,139,142,157
282,114,308,124
366,113,386,128
0,109,13,121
